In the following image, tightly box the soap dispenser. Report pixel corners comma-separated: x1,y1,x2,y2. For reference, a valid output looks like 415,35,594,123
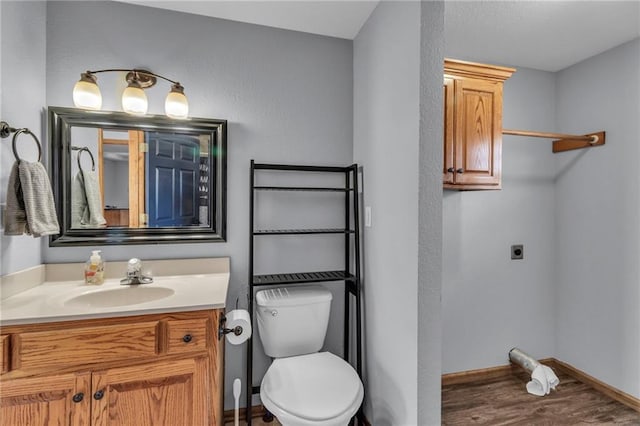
84,250,105,285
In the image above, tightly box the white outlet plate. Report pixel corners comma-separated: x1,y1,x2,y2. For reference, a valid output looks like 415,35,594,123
364,206,371,227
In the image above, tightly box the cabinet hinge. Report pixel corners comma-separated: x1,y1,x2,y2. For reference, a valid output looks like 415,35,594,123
139,143,148,153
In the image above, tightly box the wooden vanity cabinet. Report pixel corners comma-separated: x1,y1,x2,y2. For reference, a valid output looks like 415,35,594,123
0,310,224,426
443,59,515,190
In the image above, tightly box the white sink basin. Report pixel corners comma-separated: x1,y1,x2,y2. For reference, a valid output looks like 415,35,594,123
64,286,175,308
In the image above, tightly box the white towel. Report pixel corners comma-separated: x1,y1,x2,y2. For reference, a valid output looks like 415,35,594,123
72,169,106,228
542,365,560,390
526,364,560,396
526,365,549,396
4,161,59,237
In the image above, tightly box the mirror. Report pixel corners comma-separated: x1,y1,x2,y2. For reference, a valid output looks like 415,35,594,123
48,106,226,246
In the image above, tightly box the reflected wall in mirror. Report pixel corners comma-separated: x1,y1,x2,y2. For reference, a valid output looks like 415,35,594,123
49,107,227,246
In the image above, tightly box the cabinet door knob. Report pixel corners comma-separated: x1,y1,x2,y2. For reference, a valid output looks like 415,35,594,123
93,389,104,400
446,167,455,173
72,393,84,403
456,168,464,174
183,334,193,343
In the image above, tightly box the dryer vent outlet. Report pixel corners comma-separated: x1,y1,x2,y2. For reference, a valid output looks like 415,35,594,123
511,245,524,260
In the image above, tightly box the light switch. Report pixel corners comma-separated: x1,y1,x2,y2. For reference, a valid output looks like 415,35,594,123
364,206,371,227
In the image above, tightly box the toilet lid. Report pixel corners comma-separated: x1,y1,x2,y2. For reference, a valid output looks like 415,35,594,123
261,352,363,421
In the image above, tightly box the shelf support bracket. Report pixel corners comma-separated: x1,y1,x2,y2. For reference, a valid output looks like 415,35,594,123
552,131,605,153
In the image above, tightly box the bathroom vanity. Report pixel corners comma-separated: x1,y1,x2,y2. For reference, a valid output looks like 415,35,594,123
0,257,229,426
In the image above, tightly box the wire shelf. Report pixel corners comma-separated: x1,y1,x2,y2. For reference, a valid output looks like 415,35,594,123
253,270,355,286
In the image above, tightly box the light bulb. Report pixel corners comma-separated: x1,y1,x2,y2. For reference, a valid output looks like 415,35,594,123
73,72,102,110
122,80,148,115
165,83,189,119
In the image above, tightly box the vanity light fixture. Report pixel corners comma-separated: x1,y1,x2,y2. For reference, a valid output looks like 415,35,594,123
72,69,189,119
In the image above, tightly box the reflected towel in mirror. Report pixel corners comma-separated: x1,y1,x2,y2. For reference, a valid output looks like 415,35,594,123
72,169,106,228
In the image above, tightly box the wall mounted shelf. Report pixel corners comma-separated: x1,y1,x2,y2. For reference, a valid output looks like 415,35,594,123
254,186,351,192
253,270,356,286
254,228,355,235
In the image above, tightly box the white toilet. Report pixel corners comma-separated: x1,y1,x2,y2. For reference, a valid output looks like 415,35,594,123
256,286,363,426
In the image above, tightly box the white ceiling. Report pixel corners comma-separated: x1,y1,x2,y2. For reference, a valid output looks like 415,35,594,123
445,1,640,72
118,1,379,40
119,0,639,72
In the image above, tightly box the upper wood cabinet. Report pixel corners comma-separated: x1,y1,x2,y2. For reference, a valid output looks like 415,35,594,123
443,59,515,190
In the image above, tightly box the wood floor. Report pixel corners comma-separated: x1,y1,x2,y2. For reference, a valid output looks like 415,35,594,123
442,370,640,425
224,416,281,426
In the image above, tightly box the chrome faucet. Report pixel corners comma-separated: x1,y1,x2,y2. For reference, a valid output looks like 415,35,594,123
120,258,154,285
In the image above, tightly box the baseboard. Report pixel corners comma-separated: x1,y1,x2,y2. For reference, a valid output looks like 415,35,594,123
548,358,640,413
442,357,640,413
223,405,267,423
442,358,555,386
224,405,372,425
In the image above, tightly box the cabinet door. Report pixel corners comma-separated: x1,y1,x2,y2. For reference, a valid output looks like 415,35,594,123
0,335,8,374
443,78,455,184
0,372,90,426
453,79,503,187
91,357,208,426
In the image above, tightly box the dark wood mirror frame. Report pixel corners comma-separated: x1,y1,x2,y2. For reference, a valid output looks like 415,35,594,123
48,106,227,246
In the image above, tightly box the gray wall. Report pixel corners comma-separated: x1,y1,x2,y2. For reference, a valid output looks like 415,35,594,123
555,38,640,398
354,2,419,423
103,159,129,208
417,2,445,423
0,1,47,276
442,66,557,372
43,1,353,409
354,2,444,423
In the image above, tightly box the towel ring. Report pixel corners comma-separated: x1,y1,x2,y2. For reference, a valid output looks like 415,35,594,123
72,146,95,171
0,121,42,162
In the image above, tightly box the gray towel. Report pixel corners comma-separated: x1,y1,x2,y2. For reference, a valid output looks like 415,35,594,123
5,162,28,235
4,161,60,237
72,169,106,228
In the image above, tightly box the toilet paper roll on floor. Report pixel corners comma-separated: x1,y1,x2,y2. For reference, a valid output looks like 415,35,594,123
225,309,252,345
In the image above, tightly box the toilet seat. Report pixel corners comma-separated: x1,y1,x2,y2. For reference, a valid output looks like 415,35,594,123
260,352,363,426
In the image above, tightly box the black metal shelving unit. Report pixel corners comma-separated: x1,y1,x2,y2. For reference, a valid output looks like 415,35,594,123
246,160,363,425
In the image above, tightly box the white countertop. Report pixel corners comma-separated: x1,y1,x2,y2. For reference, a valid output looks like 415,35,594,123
0,258,230,326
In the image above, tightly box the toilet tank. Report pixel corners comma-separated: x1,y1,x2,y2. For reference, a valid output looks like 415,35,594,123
256,286,332,358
